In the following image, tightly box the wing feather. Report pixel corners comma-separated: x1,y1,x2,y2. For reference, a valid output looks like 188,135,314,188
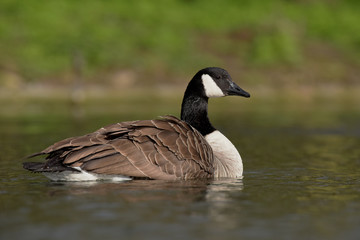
26,116,214,180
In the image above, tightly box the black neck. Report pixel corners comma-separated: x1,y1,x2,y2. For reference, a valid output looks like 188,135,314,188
180,93,216,136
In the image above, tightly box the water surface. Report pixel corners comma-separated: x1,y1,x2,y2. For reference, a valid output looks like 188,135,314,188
1,96,359,240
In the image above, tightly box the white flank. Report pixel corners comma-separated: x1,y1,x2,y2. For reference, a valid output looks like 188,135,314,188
205,130,243,178
43,167,132,182
201,74,225,98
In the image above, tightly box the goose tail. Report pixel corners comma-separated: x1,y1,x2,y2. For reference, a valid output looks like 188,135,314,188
23,162,46,172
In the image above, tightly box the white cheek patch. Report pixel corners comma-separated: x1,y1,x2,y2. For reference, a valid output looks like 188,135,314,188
201,74,225,98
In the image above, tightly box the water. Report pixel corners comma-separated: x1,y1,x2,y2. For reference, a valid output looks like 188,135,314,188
1,95,360,240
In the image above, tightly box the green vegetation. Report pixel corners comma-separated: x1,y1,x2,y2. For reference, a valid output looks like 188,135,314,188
0,0,359,88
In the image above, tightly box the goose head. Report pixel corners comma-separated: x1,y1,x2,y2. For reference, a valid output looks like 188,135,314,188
185,67,250,99
181,67,250,136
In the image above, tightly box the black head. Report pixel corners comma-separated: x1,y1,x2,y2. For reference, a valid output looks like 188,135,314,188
186,67,250,98
181,67,250,135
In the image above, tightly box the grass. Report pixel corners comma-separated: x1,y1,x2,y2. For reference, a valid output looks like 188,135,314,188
0,0,359,89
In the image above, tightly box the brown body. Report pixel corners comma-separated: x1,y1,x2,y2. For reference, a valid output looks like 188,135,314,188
24,116,214,180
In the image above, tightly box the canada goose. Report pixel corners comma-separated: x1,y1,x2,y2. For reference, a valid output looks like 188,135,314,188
23,67,250,181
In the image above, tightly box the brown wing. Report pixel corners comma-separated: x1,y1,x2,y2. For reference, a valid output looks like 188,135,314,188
29,116,214,180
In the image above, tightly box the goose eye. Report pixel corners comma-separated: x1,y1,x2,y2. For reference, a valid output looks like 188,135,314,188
215,75,221,80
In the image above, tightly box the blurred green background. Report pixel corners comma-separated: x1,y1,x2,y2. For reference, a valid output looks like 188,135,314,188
0,0,359,98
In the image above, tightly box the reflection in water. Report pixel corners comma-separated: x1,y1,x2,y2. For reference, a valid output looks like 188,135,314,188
300,134,360,213
46,178,243,203
302,135,359,174
47,179,211,201
205,179,244,228
43,178,245,232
